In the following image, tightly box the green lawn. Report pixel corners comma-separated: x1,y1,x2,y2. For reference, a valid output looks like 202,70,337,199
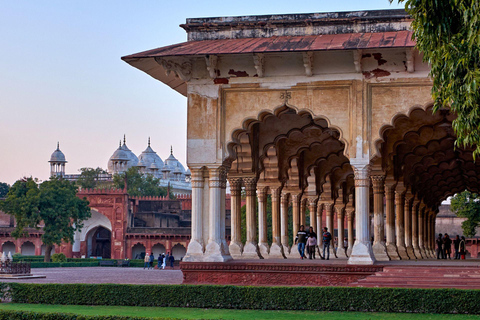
0,304,480,320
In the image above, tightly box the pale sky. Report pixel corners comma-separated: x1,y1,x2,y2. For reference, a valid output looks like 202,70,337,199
0,0,403,185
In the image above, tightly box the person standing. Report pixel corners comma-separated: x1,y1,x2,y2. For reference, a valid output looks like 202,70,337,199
436,233,444,259
307,234,317,259
294,225,308,259
322,227,332,260
343,237,348,256
169,254,175,268
143,253,150,269
460,236,466,260
157,253,162,269
444,234,452,259
149,252,154,269
162,253,167,269
454,235,461,260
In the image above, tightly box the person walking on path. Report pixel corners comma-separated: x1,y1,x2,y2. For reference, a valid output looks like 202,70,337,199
307,226,318,259
162,253,167,269
169,253,175,268
149,252,154,269
295,225,308,259
436,233,444,259
307,234,317,259
143,253,150,269
444,234,452,259
157,253,162,268
454,235,461,260
460,236,467,260
322,227,332,260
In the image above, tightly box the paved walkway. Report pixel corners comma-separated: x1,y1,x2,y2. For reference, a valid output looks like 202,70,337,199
0,267,184,285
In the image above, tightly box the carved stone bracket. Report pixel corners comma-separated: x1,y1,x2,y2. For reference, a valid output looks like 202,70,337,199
205,55,218,79
155,57,192,81
253,53,265,78
302,51,314,77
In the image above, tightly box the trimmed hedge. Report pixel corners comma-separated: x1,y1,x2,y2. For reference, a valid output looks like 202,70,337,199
0,310,188,320
6,283,480,314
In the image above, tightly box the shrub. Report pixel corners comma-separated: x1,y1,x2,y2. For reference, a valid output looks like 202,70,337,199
51,253,66,263
6,283,480,314
30,262,99,268
0,310,186,320
13,255,44,262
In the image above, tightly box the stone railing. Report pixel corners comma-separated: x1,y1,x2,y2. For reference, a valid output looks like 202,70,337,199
0,261,31,275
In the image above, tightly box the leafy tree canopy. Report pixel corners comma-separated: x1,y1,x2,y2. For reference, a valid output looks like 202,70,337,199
450,190,480,237
0,177,91,261
0,182,10,198
396,0,480,156
112,167,170,197
76,167,107,189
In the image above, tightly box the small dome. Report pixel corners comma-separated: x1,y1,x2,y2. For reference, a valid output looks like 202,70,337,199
49,142,67,163
150,160,160,170
137,158,147,167
107,136,138,173
173,164,183,174
137,138,164,170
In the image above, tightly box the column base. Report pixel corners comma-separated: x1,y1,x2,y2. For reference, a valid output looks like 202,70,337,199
229,241,243,259
266,243,286,259
372,242,390,261
347,246,353,257
241,242,261,259
330,246,338,258
413,246,423,259
204,241,232,262
221,240,230,256
282,245,291,257
348,241,376,265
396,245,410,260
183,240,204,262
336,247,348,259
419,247,427,259
406,246,416,259
258,242,269,258
386,243,401,260
426,248,434,259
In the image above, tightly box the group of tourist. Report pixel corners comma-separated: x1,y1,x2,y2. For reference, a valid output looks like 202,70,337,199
143,252,175,269
436,233,466,260
295,225,332,260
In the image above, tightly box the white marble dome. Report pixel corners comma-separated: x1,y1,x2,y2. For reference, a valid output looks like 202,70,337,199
137,138,164,177
49,142,66,163
162,147,186,180
107,137,138,174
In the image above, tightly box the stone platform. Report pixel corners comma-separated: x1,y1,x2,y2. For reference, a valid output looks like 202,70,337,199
0,274,46,279
180,260,383,286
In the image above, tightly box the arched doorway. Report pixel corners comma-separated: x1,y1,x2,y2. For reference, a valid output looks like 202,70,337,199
21,241,35,256
152,243,166,258
171,244,186,260
132,243,146,260
41,245,55,256
87,226,111,259
2,241,15,255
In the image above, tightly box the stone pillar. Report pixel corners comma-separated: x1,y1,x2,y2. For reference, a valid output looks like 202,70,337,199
411,200,422,258
395,186,409,259
307,197,317,237
228,178,243,258
322,203,333,258
220,174,229,256
268,186,285,258
418,205,426,258
280,192,290,256
348,162,375,265
316,202,323,248
326,202,336,257
425,211,432,258
300,199,307,227
371,175,389,261
291,193,301,242
204,166,231,262
257,186,269,258
423,209,430,258
336,207,347,258
243,177,260,258
385,180,400,260
404,194,415,259
184,168,205,262
346,208,355,257
431,213,437,257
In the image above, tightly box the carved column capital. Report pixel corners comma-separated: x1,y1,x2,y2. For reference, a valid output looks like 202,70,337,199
228,177,242,196
243,177,257,196
190,168,204,189
270,186,282,201
257,185,268,202
306,196,318,206
281,192,290,205
208,166,227,188
352,163,371,187
371,175,385,194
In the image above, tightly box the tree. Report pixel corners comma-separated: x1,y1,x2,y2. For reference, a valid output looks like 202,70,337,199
0,182,10,198
76,167,107,189
450,190,480,237
0,177,91,262
395,0,480,156
112,167,170,197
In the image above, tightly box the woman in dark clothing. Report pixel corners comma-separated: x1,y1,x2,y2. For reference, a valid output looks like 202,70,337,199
444,234,452,259
459,236,466,260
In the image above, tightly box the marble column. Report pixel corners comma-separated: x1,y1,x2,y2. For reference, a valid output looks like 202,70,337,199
395,186,409,259
228,178,243,258
425,211,432,258
268,186,285,258
280,192,290,256
307,197,317,236
348,162,375,265
204,166,231,262
404,194,415,259
300,199,307,227
336,207,347,258
326,202,336,257
424,210,431,258
323,202,333,258
316,202,324,248
220,172,229,256
184,168,205,261
411,200,422,258
385,180,400,259
418,205,426,258
242,177,260,258
291,193,301,240
257,186,269,257
371,175,389,261
346,208,355,257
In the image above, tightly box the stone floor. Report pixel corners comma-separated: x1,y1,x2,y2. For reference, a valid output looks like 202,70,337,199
0,267,184,285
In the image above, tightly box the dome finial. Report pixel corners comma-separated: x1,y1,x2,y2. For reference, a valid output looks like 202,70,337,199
170,145,173,155
123,134,126,145
57,141,60,150
119,140,122,148
148,137,151,147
